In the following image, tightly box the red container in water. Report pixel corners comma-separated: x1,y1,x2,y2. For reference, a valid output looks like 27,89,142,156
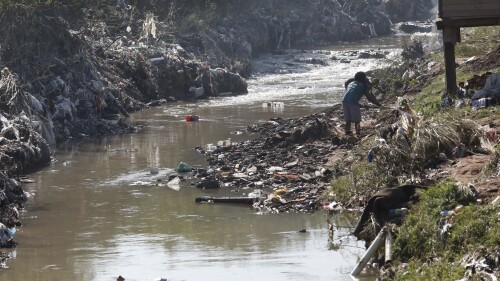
185,115,199,122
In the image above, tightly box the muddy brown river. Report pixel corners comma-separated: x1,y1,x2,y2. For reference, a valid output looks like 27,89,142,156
0,35,431,281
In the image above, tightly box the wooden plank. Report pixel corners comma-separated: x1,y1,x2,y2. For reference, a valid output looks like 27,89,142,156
442,0,497,5
444,9,500,15
443,5,500,11
443,4,500,10
445,10,500,18
442,0,500,18
438,0,500,27
444,18,500,28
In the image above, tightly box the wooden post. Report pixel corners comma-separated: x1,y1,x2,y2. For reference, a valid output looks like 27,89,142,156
443,41,457,95
437,0,500,94
442,26,460,95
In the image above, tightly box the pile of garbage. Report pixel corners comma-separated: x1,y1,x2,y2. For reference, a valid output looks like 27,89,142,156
0,113,51,174
440,72,500,109
192,111,343,213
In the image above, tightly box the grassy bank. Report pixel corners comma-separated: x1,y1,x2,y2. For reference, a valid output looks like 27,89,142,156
387,182,499,280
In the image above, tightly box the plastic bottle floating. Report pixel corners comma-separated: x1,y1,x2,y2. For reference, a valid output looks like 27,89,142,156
262,102,285,107
217,138,232,147
185,115,200,122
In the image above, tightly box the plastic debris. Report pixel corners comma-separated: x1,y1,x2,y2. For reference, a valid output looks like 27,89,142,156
176,162,192,173
217,138,232,147
206,143,217,153
440,210,455,216
188,87,204,99
367,149,374,163
0,223,15,244
323,201,340,211
388,208,409,217
150,167,159,175
167,177,181,191
150,57,165,62
185,115,199,122
248,189,263,199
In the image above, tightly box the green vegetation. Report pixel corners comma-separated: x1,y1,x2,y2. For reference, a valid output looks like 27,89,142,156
328,161,397,205
390,181,499,280
393,260,465,281
456,26,500,58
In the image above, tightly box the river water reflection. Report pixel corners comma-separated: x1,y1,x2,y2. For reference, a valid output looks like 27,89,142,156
0,36,422,281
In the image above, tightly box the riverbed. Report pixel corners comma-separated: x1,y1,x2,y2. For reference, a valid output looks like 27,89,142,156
1,35,425,281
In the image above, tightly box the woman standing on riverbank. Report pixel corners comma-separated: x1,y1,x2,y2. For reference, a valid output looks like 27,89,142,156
342,71,382,136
